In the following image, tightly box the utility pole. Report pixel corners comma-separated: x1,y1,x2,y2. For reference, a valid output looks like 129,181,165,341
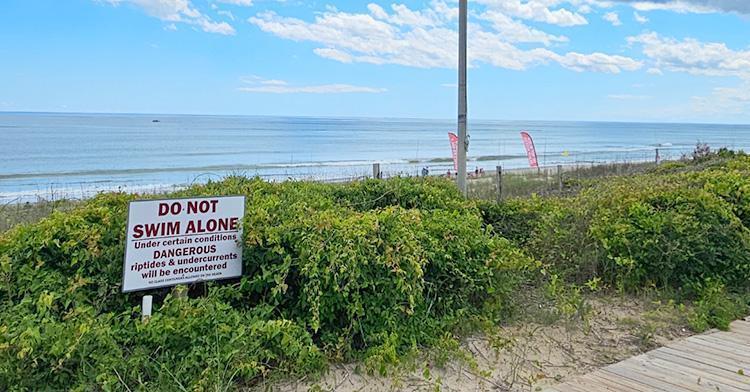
457,0,468,195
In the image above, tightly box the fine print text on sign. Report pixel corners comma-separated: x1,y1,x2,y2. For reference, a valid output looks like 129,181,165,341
122,196,246,292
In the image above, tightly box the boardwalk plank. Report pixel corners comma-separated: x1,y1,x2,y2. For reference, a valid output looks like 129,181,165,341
553,381,595,392
607,359,708,392
710,331,750,346
547,320,750,392
576,374,632,391
690,335,750,356
670,340,750,368
627,354,742,392
574,376,627,391
729,321,750,336
657,346,750,375
639,354,749,391
589,371,664,392
727,328,750,340
649,350,750,385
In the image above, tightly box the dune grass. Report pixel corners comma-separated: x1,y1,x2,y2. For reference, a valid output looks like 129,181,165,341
0,198,78,233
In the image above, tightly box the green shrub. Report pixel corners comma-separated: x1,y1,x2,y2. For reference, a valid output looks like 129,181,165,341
476,198,544,246
332,176,467,212
0,296,324,391
420,210,537,326
525,199,602,284
0,176,533,390
482,153,750,295
478,196,603,284
693,170,750,227
687,279,749,332
591,188,750,292
246,206,431,352
0,301,124,391
236,203,533,356
0,193,133,315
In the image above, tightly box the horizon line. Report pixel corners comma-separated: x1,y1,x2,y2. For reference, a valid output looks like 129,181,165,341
1,110,749,127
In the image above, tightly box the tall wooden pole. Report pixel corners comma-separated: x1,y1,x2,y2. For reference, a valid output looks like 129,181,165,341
457,0,468,195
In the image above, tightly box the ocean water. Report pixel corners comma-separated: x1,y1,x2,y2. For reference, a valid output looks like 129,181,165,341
2,112,749,203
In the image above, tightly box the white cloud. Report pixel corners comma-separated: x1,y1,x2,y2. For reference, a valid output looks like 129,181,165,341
217,10,235,21
474,0,589,26
633,11,649,23
238,77,386,94
102,0,196,21
624,1,712,13
539,0,750,16
379,3,445,27
578,4,594,14
609,1,749,14
712,85,750,102
479,11,569,45
260,79,288,86
627,32,750,117
313,48,355,63
249,5,641,74
100,0,235,35
553,51,642,73
197,19,235,35
603,11,622,25
691,82,750,116
628,32,750,78
367,4,389,20
430,0,459,20
216,0,253,6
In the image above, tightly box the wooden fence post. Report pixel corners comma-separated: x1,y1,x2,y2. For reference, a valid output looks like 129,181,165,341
496,166,503,203
557,165,563,191
372,163,381,179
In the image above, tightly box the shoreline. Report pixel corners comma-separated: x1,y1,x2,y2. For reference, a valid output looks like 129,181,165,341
0,160,660,233
0,157,669,205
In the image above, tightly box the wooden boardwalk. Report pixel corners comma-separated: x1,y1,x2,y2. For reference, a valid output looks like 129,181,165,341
546,318,750,392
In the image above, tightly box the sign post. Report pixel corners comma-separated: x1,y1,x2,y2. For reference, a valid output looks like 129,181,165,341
123,196,245,293
141,295,153,323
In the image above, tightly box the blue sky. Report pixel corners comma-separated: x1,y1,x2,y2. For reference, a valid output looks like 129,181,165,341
1,0,749,122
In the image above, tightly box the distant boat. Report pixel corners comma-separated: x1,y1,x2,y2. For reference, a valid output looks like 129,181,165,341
152,119,160,123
